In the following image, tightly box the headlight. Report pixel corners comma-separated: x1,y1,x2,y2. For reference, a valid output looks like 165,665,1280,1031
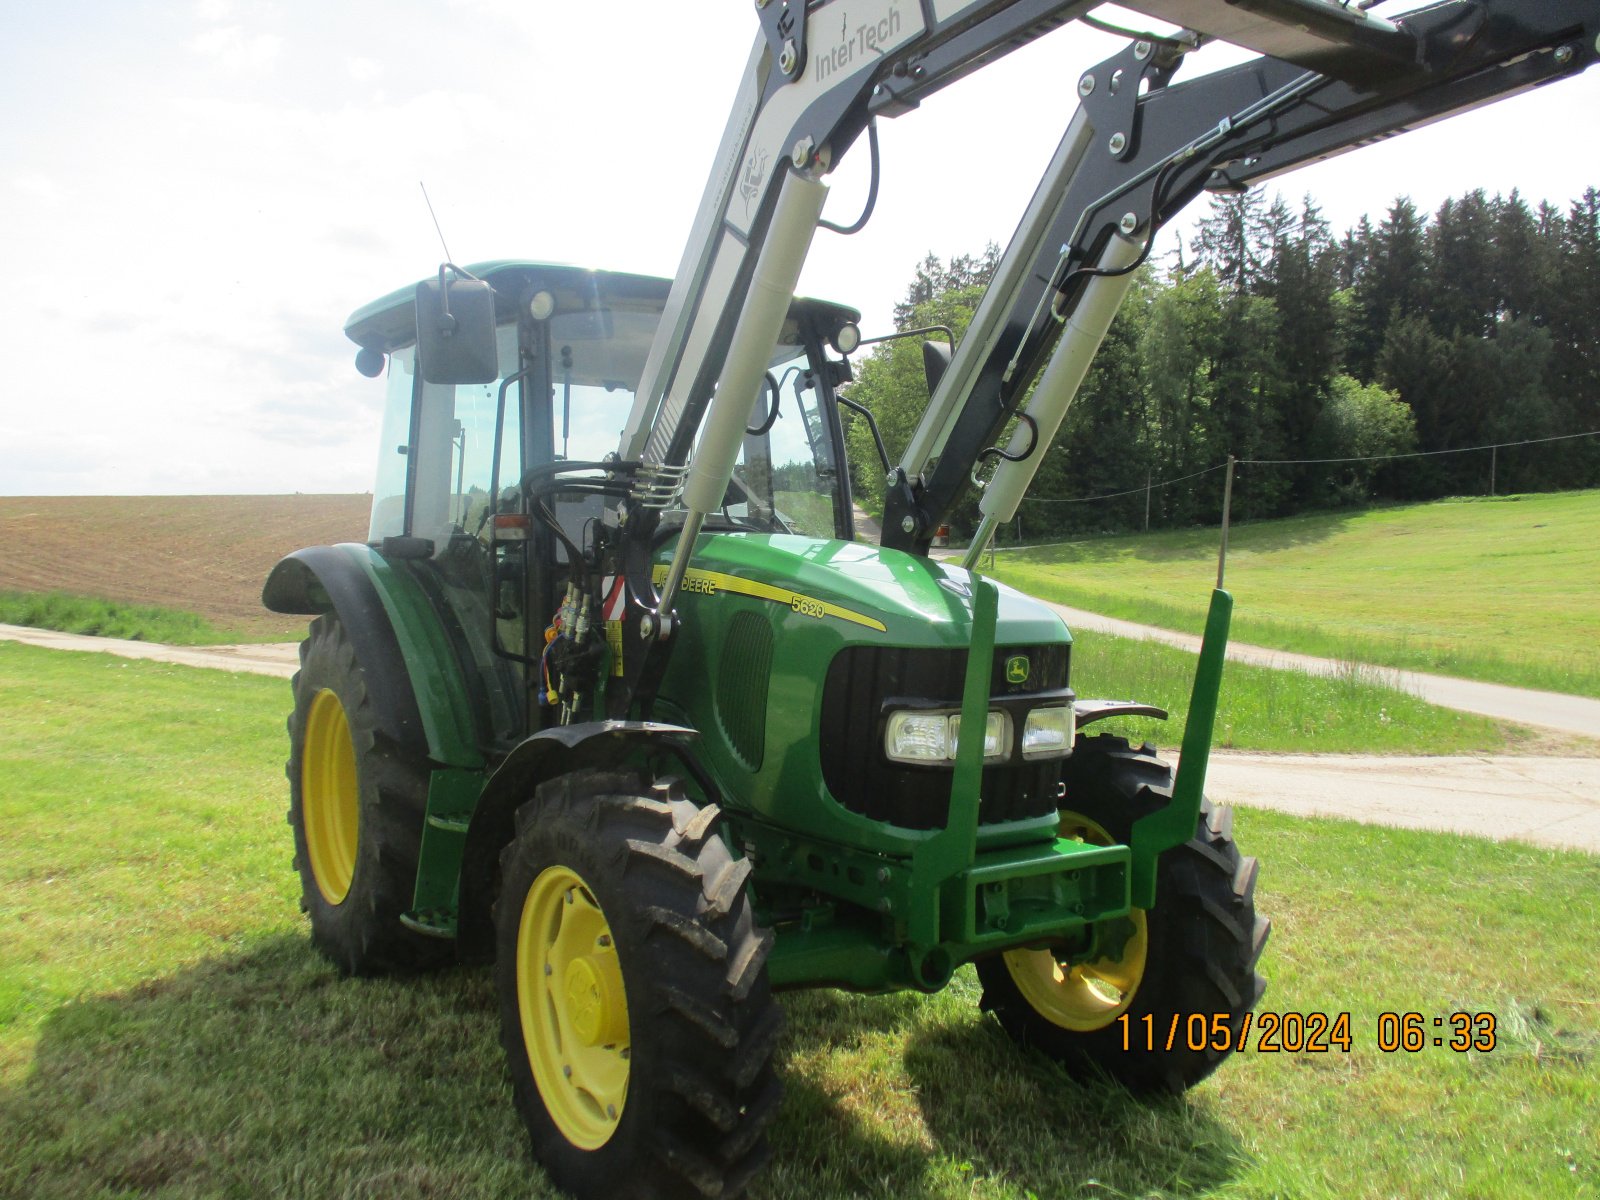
884,711,950,762
1021,703,1075,759
884,709,1011,765
950,711,1010,762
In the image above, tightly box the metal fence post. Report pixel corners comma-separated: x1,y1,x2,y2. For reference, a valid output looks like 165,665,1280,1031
1217,455,1236,590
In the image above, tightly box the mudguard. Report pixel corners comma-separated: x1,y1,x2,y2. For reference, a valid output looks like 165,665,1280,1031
262,543,482,771
1075,699,1168,727
455,721,710,961
263,544,427,752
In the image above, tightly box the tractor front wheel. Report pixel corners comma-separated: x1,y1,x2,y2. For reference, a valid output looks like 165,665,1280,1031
495,770,782,1200
977,734,1268,1094
286,613,450,975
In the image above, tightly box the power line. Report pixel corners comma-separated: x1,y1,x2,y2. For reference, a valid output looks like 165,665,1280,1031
1022,462,1229,504
1021,428,1600,506
1237,427,1600,467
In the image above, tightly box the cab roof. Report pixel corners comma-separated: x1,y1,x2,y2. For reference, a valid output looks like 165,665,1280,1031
344,259,859,354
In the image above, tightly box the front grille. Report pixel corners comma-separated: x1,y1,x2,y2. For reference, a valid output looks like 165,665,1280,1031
716,610,773,770
819,643,1071,830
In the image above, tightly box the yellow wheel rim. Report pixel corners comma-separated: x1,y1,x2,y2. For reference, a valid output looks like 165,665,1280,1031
517,865,630,1150
1001,812,1149,1032
302,688,359,905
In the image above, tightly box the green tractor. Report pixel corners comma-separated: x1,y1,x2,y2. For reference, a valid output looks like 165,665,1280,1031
263,1,1600,1195
265,259,1261,1197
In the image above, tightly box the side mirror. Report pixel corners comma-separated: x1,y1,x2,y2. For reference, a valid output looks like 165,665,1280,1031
922,340,952,396
416,267,498,384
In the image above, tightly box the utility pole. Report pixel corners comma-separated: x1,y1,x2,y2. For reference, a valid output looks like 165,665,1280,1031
1144,467,1152,533
1490,444,1497,496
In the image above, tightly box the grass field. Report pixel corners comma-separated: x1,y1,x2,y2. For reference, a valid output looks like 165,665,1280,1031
989,490,1600,700
1067,626,1535,755
0,590,245,645
4,643,1598,1199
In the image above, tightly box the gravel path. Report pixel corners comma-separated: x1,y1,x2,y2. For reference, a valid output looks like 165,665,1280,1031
1203,752,1600,853
0,623,299,678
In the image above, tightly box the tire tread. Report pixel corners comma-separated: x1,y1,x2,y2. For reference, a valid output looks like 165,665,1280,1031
494,770,780,1200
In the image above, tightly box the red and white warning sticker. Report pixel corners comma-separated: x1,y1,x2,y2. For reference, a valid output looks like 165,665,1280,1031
602,575,627,622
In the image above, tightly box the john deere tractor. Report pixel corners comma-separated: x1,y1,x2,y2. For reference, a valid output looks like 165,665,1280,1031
264,2,1600,1196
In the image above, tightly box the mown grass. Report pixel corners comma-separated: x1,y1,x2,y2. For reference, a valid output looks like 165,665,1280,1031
0,589,245,645
989,490,1600,699
4,642,1598,1198
1068,626,1531,755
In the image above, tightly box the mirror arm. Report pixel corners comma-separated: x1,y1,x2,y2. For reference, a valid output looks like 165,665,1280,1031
434,261,485,336
854,324,957,351
836,393,891,475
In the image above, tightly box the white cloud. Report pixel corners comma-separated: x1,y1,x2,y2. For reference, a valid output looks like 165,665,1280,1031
347,56,381,83
187,26,282,73
10,171,60,200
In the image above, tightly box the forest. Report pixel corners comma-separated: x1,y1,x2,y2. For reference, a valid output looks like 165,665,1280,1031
839,185,1600,538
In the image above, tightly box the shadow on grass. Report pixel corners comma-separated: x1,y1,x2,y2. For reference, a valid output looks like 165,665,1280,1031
766,987,1251,1198
2,939,1249,1200
903,1016,1250,1198
1,935,539,1200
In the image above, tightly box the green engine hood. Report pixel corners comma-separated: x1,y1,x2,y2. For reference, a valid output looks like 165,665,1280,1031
671,533,1070,648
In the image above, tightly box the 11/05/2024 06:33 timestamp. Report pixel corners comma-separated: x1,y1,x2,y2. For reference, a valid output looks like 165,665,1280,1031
1116,1011,1499,1054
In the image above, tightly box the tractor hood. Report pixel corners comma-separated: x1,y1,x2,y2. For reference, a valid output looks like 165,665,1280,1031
678,533,1069,648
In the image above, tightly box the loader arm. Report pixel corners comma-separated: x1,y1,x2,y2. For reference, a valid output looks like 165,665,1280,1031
884,0,1600,560
611,0,1599,699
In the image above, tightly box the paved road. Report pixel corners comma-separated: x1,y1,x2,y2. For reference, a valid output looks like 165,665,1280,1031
4,621,1596,853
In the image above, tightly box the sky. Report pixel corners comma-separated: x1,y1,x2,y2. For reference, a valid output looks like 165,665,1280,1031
3,0,1596,496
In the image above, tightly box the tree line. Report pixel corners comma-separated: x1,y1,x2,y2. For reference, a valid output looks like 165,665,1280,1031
841,186,1600,537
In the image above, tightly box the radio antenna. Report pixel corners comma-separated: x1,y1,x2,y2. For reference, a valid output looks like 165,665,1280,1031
419,181,454,263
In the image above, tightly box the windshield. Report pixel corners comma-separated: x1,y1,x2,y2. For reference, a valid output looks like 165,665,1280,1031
547,306,657,465
549,311,844,542
720,349,840,538
370,282,847,551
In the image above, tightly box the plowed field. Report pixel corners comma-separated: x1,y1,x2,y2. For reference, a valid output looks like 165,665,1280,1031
0,495,369,640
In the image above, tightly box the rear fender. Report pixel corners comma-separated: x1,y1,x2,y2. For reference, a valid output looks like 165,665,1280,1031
262,543,482,770
455,721,710,962
263,544,425,752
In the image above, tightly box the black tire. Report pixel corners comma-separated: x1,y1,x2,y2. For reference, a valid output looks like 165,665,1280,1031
286,612,452,975
977,734,1268,1094
494,769,782,1200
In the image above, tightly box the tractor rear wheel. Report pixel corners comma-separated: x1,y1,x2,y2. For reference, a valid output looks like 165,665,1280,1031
495,769,782,1200
286,613,450,975
976,734,1268,1094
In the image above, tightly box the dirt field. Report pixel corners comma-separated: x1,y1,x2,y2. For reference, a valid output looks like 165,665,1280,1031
0,495,369,640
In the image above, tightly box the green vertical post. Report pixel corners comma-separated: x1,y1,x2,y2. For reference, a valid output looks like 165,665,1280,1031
908,577,997,947
1128,586,1232,908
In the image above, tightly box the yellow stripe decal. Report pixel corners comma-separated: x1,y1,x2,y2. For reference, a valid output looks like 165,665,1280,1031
651,565,886,632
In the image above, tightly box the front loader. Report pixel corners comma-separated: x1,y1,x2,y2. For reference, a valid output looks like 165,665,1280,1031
264,2,1600,1196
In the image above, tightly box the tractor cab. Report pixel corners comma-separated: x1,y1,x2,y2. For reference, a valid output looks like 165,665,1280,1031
338,261,861,744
